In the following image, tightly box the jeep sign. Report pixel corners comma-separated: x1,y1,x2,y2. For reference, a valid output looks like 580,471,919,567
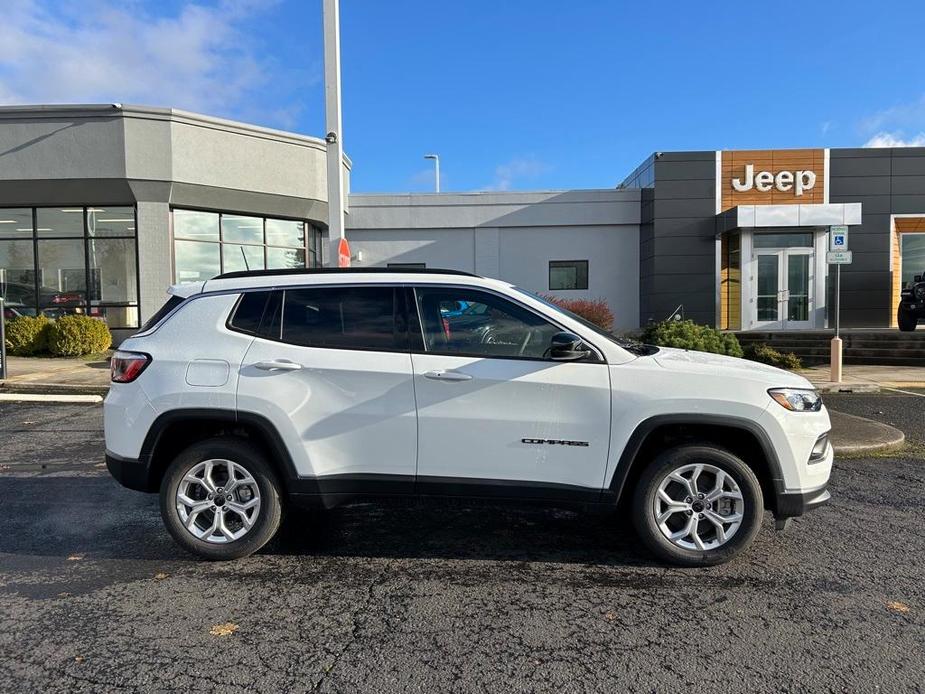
732,164,817,197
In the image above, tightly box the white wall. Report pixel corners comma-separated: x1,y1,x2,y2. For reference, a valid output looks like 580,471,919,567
346,190,642,331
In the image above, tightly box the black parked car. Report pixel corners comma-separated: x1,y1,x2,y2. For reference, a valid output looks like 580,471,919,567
898,272,925,331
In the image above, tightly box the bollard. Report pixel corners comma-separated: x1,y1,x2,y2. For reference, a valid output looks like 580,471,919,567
830,336,842,383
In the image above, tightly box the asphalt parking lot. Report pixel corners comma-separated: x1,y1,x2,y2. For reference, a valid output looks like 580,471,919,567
0,399,923,693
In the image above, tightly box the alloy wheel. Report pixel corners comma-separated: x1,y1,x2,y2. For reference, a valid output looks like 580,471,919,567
653,463,744,551
175,459,262,544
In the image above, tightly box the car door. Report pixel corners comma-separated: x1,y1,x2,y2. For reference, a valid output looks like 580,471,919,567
236,285,417,490
409,285,612,498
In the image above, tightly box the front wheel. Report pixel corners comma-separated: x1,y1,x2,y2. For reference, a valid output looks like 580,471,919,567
160,437,283,560
898,307,918,332
632,445,763,567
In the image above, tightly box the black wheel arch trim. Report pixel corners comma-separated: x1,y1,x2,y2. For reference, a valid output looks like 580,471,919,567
604,413,786,504
134,408,301,492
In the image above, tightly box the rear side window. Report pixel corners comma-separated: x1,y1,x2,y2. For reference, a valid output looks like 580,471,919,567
139,295,185,332
281,286,406,351
228,292,271,335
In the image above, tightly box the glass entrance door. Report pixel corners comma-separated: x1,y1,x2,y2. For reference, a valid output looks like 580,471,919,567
754,249,813,330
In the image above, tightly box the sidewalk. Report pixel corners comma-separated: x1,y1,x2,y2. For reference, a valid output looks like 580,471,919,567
799,364,925,392
0,355,110,395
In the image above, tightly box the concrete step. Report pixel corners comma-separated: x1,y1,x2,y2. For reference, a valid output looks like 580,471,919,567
733,330,925,366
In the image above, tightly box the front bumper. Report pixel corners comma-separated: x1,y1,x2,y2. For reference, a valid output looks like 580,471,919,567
105,451,155,492
775,484,831,519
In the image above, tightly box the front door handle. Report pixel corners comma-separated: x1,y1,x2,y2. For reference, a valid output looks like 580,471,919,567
254,359,302,372
423,369,472,382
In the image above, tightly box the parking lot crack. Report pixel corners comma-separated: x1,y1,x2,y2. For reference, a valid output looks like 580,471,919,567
310,559,393,692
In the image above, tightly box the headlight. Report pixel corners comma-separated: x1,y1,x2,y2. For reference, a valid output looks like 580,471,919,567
915,285,925,301
768,388,823,412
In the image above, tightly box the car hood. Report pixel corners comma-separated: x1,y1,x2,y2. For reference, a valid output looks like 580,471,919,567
652,346,813,388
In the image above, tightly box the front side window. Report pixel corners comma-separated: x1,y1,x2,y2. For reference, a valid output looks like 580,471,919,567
549,260,589,290
281,286,405,352
414,287,560,359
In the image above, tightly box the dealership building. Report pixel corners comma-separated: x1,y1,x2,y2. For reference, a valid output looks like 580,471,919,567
1,104,924,341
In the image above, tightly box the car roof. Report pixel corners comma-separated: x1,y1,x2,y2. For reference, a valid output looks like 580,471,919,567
179,268,512,297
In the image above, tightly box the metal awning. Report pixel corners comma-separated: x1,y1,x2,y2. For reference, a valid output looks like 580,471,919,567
717,203,862,233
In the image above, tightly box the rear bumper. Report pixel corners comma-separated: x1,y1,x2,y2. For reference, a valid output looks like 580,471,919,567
775,484,831,519
105,451,155,492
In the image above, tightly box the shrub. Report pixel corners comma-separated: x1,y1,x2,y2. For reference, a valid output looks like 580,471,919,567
542,295,614,331
641,319,743,358
47,315,112,356
4,315,51,356
743,342,802,370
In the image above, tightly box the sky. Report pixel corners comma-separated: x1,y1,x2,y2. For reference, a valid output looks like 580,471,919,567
1,0,925,193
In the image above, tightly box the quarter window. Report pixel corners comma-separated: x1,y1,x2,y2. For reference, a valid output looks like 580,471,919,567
549,260,588,290
228,291,271,335
280,286,405,351
414,287,560,359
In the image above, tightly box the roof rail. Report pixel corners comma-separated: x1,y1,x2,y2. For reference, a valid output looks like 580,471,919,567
212,267,480,280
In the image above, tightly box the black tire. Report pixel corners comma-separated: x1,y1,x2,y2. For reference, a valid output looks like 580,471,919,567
898,307,918,332
631,445,763,567
160,437,283,561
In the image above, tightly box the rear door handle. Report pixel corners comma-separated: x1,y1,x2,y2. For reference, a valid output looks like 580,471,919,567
423,369,472,382
254,359,302,372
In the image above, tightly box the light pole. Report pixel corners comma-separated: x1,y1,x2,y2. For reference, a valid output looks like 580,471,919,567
424,154,440,193
323,0,346,266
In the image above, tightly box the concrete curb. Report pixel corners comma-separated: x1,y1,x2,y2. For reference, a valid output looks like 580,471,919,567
829,410,906,455
0,382,109,397
0,393,102,403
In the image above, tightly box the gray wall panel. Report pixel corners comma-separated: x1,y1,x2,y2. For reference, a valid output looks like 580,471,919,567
829,157,892,177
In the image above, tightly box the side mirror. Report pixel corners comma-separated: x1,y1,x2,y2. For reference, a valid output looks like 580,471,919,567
549,331,591,361
915,275,922,283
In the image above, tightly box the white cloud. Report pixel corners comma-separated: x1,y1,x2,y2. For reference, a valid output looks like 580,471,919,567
859,96,925,134
485,156,552,191
863,131,925,148
0,0,308,125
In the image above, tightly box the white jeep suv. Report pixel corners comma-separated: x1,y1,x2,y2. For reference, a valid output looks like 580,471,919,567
105,268,832,566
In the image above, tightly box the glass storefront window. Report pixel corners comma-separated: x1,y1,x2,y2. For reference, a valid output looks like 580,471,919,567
266,219,305,248
175,240,221,283
36,208,84,238
753,233,813,248
172,209,321,283
223,244,266,274
0,208,33,238
0,239,37,317
267,247,305,270
88,238,138,304
87,207,136,237
901,234,925,287
0,206,139,328
175,209,220,241
222,214,264,245
36,239,87,316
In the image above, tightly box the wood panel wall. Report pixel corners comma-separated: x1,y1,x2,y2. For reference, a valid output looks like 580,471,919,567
721,149,825,212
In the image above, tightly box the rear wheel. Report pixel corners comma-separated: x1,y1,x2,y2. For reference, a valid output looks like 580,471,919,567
160,437,283,560
632,445,763,567
898,307,918,332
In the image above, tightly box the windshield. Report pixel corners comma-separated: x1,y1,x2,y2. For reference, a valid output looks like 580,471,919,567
512,287,658,356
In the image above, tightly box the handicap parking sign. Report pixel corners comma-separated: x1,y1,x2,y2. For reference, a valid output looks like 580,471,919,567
829,225,849,252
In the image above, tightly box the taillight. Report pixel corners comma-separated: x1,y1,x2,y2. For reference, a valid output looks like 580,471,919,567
111,350,151,383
